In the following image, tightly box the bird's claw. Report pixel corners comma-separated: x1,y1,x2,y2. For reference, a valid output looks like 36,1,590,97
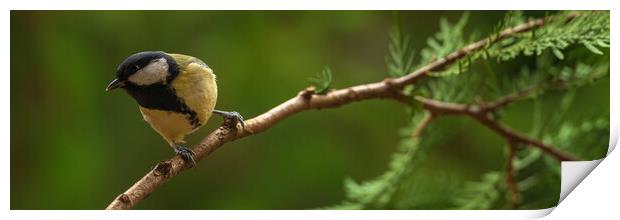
213,110,245,128
174,146,196,167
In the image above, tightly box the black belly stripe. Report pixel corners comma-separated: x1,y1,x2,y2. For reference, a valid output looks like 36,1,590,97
124,83,202,129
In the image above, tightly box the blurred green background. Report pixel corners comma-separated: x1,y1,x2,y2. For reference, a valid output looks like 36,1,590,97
10,11,608,210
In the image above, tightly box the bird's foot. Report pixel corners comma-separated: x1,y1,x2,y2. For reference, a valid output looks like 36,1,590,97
174,146,196,167
213,110,245,128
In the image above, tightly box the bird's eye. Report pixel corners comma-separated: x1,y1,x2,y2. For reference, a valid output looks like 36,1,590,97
133,65,140,71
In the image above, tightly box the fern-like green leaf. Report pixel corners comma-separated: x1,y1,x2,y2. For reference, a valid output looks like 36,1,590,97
326,112,438,209
308,67,333,94
455,172,506,209
386,24,415,77
490,11,609,61
416,12,471,76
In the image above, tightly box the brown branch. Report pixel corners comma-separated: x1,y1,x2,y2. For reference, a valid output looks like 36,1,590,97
478,85,542,111
505,141,519,207
390,14,578,88
106,83,403,210
414,95,580,161
412,112,435,138
106,14,572,210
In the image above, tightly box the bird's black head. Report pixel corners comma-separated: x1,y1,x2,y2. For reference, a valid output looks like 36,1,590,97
106,51,179,91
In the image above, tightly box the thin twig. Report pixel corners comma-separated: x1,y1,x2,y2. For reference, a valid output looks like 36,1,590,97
390,14,578,88
479,85,542,111
505,141,519,207
414,95,580,161
106,14,577,210
412,112,434,138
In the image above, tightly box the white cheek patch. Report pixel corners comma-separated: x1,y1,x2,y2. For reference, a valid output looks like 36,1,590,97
128,58,170,85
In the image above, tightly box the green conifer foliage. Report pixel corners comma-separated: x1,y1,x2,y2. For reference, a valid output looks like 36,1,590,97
328,11,609,210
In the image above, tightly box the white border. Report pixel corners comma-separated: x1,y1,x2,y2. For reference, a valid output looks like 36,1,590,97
2,0,616,219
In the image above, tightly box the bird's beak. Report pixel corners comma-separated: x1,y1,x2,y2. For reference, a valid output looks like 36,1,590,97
106,78,126,91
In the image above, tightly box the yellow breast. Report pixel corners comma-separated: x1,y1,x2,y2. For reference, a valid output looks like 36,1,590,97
170,59,218,127
139,107,197,145
141,54,218,146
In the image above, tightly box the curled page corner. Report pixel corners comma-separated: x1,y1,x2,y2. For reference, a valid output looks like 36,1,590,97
529,207,555,219
557,128,618,206
609,116,618,154
552,124,618,215
559,159,603,203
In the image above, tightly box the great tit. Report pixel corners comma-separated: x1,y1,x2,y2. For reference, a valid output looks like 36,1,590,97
106,51,244,167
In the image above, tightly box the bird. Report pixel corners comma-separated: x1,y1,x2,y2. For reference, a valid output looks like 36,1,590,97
106,51,244,167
